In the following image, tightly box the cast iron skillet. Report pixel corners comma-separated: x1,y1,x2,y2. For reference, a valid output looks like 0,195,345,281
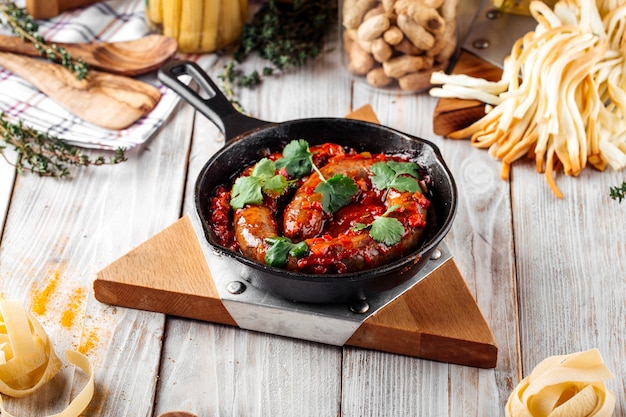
158,61,458,304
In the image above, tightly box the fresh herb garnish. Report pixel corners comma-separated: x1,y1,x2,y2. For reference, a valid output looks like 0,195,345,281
0,1,89,79
219,0,337,108
353,204,405,246
315,174,358,213
0,113,126,177
230,158,288,209
371,161,422,193
264,236,308,267
609,182,626,203
275,139,358,213
275,139,313,178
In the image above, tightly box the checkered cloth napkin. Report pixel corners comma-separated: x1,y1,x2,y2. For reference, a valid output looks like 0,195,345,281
0,0,211,150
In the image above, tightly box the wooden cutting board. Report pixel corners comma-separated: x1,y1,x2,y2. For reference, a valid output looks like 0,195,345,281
432,51,503,137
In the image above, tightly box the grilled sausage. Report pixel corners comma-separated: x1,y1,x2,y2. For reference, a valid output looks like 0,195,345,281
233,204,277,264
231,143,348,263
283,155,380,240
287,187,429,274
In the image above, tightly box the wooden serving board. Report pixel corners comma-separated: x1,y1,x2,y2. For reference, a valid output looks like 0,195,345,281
93,105,498,369
432,51,503,137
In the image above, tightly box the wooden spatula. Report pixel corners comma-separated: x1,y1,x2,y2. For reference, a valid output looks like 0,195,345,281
0,52,161,130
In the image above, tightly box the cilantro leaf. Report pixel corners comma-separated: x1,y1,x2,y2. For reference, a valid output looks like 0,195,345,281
386,161,420,177
231,176,264,208
370,162,396,190
351,204,405,246
264,236,309,267
370,216,405,246
275,139,313,178
252,158,279,179
230,158,287,209
315,174,358,213
370,161,422,193
263,174,288,197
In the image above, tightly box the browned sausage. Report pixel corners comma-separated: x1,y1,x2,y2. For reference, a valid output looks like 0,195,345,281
286,187,429,274
231,144,348,264
283,155,380,240
234,204,277,264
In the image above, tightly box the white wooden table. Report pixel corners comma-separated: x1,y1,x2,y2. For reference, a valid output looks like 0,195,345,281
1,11,624,416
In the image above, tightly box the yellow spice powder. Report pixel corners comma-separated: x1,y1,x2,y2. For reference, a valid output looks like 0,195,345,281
30,268,61,315
79,328,100,355
61,287,85,328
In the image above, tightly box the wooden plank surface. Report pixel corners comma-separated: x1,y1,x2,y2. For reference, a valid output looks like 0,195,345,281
0,12,625,417
0,149,16,236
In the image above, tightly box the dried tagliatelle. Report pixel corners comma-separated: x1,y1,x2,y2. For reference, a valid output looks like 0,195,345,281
0,299,94,417
506,348,616,417
430,0,626,198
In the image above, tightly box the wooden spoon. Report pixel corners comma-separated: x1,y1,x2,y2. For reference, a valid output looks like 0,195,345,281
0,51,161,130
0,34,178,76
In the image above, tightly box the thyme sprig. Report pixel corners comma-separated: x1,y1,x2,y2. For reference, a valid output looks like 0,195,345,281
0,1,89,79
219,0,337,107
609,182,626,203
1,113,126,177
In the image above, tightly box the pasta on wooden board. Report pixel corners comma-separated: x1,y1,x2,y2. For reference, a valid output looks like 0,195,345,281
429,0,626,198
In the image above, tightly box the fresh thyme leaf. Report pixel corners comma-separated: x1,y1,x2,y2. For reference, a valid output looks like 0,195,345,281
275,139,313,177
609,181,626,203
315,174,358,213
265,236,308,267
0,113,126,177
230,158,287,208
352,204,405,246
371,161,422,193
219,0,337,107
0,2,89,79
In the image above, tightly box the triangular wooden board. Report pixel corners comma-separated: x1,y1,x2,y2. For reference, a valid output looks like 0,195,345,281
93,104,497,368
94,215,236,326
346,259,497,368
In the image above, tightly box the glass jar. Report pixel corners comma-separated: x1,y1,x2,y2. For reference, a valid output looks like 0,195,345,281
145,0,248,53
492,0,557,15
341,0,458,92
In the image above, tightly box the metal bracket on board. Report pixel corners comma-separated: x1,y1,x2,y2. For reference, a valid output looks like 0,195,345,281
203,238,453,347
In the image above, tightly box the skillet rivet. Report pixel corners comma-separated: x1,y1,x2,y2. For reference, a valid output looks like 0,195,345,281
486,8,502,19
350,301,370,314
227,281,246,294
430,248,442,260
472,38,490,50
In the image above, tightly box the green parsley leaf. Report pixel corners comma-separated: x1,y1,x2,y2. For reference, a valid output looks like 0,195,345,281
352,204,405,246
230,158,287,209
370,161,422,193
264,236,309,267
315,174,358,213
275,139,313,178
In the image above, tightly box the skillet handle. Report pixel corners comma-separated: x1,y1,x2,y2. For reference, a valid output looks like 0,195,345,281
158,60,269,141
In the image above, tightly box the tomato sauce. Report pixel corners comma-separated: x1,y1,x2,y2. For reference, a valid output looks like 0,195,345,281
208,142,431,273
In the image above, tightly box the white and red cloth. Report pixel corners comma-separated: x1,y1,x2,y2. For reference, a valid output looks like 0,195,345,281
0,0,212,150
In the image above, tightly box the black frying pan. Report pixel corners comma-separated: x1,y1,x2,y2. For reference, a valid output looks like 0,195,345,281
158,61,457,304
